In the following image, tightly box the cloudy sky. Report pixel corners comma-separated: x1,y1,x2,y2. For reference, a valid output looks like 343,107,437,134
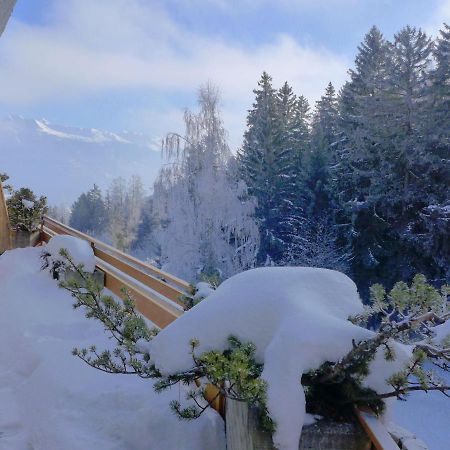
0,0,449,149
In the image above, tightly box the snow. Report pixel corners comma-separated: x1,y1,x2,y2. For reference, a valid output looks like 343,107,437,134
432,320,450,344
149,266,412,450
35,119,131,145
0,247,225,450
21,199,34,209
392,367,450,450
194,281,215,301
45,235,96,273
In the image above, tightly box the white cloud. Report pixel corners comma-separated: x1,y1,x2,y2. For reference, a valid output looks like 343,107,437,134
0,0,350,147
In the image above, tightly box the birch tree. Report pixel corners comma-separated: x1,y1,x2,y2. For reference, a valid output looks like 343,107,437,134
153,84,259,282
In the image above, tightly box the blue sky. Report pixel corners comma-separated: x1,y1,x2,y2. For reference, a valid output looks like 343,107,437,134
0,0,449,149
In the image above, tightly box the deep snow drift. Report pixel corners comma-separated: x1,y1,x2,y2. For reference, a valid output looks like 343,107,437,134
1,245,447,450
0,247,225,450
150,267,413,450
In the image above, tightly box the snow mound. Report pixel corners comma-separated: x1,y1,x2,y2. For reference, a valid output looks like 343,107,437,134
150,266,412,450
45,235,96,273
21,199,34,209
0,247,225,450
194,281,215,301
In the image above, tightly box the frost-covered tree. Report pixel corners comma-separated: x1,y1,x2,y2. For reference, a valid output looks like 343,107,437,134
106,177,127,249
285,217,350,273
153,83,259,282
106,176,145,252
286,83,349,272
48,204,71,225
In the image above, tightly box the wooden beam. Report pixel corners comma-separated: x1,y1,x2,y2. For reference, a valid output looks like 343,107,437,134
355,407,399,450
0,179,11,252
40,226,183,328
43,216,191,292
96,260,183,328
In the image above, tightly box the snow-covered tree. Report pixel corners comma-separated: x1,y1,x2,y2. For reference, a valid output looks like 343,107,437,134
286,83,349,272
429,23,450,144
285,217,350,273
106,176,145,252
334,26,447,295
70,184,108,236
239,73,302,264
153,83,259,282
7,187,47,232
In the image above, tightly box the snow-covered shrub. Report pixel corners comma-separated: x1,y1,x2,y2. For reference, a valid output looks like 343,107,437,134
179,281,215,310
41,235,96,279
55,255,449,450
7,187,47,232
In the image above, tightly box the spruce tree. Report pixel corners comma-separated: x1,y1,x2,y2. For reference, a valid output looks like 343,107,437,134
337,27,397,295
70,184,108,237
239,73,300,264
287,83,349,272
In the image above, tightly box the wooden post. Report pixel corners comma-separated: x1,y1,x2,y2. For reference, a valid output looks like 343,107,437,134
225,399,372,450
0,0,18,37
0,179,11,252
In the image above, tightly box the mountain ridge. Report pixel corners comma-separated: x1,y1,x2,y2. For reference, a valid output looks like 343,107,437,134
0,115,163,205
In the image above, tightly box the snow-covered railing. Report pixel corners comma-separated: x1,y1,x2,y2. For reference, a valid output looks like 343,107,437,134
354,407,400,450
39,215,189,328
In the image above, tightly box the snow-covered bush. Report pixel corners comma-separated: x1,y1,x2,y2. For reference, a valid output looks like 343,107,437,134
7,187,47,232
55,254,449,450
41,235,96,279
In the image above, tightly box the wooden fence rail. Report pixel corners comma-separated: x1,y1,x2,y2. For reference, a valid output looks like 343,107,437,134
39,216,187,328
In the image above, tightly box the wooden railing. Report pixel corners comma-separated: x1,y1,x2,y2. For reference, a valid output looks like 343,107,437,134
355,407,400,450
39,216,189,328
37,216,406,449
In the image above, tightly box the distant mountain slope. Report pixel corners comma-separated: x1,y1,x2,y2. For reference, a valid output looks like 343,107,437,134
0,116,163,205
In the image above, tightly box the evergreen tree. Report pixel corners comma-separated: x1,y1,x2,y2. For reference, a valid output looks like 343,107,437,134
337,27,400,294
287,83,349,272
336,25,449,296
239,73,299,264
430,23,450,145
7,187,47,232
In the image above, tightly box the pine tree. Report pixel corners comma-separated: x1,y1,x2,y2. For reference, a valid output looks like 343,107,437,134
336,25,448,295
70,185,108,236
400,24,450,283
430,23,450,145
287,83,349,272
239,73,299,264
336,27,398,294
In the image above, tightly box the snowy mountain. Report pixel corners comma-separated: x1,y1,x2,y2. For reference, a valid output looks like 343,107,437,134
0,116,163,205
